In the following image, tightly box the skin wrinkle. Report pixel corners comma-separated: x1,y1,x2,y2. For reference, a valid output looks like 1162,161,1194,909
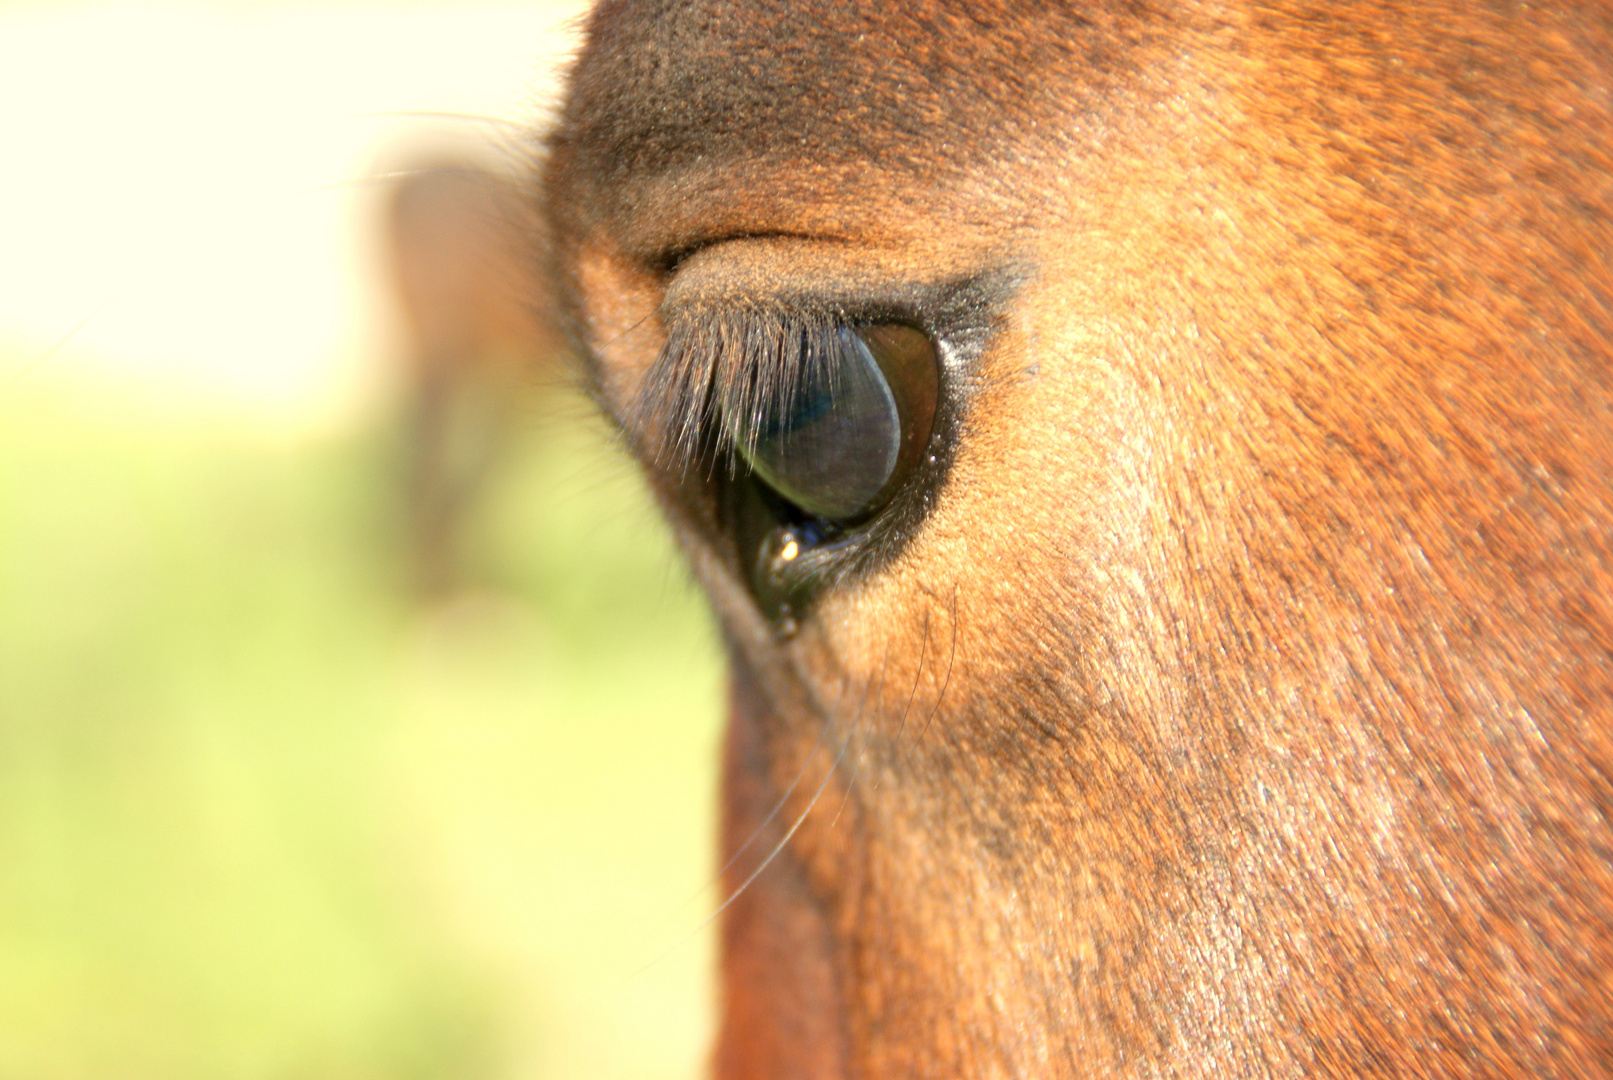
543,0,1613,1075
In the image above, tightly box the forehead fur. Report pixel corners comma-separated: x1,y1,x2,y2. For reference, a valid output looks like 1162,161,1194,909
547,0,1163,250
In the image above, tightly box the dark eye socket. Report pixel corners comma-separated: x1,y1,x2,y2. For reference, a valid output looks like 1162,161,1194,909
641,261,1015,629
730,323,938,523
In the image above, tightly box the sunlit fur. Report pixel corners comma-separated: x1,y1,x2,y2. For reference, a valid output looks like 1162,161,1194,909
543,1,1613,1075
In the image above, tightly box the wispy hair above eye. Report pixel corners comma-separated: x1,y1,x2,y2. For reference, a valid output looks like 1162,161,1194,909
633,305,845,477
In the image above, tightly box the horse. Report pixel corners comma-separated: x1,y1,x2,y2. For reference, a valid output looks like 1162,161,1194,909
385,155,564,596
541,1,1613,1074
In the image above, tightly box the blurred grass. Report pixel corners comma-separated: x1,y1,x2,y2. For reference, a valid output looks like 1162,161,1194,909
0,372,722,1080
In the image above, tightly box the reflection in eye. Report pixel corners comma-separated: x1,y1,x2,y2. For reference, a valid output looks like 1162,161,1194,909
733,326,896,520
729,323,937,523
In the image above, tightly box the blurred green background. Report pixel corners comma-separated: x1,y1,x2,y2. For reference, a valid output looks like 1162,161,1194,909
0,3,724,1076
0,377,723,1079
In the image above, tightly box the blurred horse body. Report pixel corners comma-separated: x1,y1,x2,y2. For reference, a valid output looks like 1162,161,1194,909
544,3,1613,1075
386,158,561,596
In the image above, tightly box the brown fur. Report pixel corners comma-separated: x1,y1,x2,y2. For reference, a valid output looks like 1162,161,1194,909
543,1,1613,1075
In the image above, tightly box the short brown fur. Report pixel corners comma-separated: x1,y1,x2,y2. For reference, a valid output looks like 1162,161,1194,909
544,1,1613,1075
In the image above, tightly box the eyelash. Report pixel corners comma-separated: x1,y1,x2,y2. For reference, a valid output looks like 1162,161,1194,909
633,305,846,478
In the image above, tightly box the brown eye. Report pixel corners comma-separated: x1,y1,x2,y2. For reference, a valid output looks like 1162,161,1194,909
730,323,938,523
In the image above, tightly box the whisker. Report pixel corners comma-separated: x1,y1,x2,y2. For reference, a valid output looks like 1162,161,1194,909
356,110,531,132
913,582,959,747
868,611,930,795
704,717,855,930
633,664,853,945
3,302,110,393
709,667,852,886
307,164,526,194
709,658,881,911
890,612,931,747
599,309,657,354
624,665,876,981
826,642,896,830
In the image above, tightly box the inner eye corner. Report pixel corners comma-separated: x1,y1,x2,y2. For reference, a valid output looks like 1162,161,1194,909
654,243,700,278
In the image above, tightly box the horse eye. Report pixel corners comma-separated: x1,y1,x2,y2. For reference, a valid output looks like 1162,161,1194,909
731,323,938,523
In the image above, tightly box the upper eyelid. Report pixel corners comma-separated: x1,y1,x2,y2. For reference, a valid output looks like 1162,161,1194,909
658,237,943,324
657,230,843,275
